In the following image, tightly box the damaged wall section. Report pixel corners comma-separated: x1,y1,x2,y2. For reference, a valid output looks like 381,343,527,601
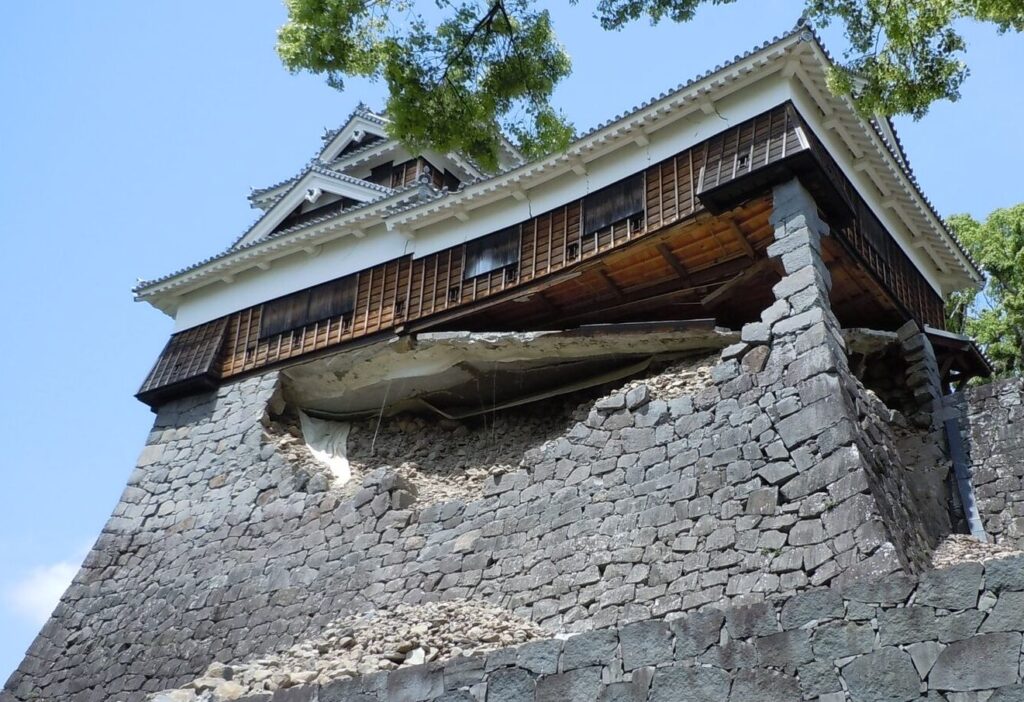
3,181,959,702
948,378,1024,547
151,555,1024,701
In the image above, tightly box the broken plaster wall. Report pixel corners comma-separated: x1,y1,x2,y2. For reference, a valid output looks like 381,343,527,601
3,181,945,702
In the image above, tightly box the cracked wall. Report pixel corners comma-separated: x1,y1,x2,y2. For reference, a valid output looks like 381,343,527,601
3,180,954,702
948,378,1024,546
152,555,1024,702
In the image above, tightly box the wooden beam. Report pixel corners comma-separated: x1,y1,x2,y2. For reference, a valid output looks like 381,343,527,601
701,258,773,308
535,291,561,317
939,354,955,383
728,219,757,259
657,243,692,283
553,256,754,327
596,269,626,301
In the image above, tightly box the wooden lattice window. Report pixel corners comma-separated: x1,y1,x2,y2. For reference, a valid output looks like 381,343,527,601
307,277,357,325
259,276,357,339
259,292,310,340
582,173,644,236
463,226,521,279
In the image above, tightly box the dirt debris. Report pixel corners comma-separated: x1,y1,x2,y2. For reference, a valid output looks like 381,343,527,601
265,352,719,505
617,354,716,401
931,533,1023,569
149,600,545,700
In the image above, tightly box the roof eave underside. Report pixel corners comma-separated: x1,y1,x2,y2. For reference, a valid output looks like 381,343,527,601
788,38,981,290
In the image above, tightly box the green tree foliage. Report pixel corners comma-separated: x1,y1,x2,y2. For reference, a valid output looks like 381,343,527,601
277,0,572,171
946,204,1024,377
277,0,1023,167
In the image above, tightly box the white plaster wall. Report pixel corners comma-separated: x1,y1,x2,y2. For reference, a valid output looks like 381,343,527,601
410,76,794,259
172,226,410,331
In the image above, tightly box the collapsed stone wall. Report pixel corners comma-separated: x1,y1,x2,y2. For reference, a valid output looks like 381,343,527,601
948,377,1024,547
2,180,952,702
153,553,1024,702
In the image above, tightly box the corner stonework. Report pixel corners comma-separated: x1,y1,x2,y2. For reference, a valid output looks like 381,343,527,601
721,178,934,577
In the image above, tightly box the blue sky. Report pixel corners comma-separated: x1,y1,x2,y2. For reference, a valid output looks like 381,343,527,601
0,0,1021,684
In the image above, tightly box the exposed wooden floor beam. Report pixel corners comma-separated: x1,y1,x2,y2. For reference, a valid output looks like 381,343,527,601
729,219,757,259
701,258,774,308
657,243,692,283
597,269,627,301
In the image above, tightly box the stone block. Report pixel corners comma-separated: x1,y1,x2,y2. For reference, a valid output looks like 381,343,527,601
561,631,618,671
625,385,651,411
788,519,827,546
758,462,798,486
271,686,318,702
741,322,770,345
929,632,1022,691
435,693,475,702
535,667,602,702
755,629,813,667
936,609,985,642
841,647,920,702
725,601,779,639
776,401,838,449
989,685,1024,701
780,589,843,629
841,574,916,604
728,668,800,702
916,563,983,611
745,488,777,515
516,639,562,675
798,660,841,698
386,665,444,702
986,556,1024,592
905,641,943,678
669,609,724,657
878,606,939,646
648,664,730,702
982,591,1024,632
781,446,861,501
812,621,875,659
486,668,535,702
619,620,673,670
699,640,757,670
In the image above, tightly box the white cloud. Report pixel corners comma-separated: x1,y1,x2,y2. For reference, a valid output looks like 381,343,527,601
5,560,79,625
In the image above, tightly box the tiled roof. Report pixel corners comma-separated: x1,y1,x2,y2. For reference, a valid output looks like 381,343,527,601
133,182,428,293
230,162,395,248
136,21,981,298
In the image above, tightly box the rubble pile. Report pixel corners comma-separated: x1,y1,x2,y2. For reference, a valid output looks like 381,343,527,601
346,405,576,473
932,533,1024,568
617,353,716,400
261,354,719,505
148,601,545,700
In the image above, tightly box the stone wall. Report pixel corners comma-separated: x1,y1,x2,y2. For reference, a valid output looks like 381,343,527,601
950,377,1024,546
189,554,1024,702
3,180,952,701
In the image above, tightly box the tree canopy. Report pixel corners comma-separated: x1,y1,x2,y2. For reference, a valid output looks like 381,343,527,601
946,204,1024,378
277,0,1024,169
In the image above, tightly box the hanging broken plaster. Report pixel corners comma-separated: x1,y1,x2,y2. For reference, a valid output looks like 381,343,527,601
298,411,352,485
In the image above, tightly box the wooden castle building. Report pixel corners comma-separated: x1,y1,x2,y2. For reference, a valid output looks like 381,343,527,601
17,23,1024,702
134,25,989,410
